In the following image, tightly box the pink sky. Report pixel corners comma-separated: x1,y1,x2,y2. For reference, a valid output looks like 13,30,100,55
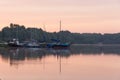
0,0,120,33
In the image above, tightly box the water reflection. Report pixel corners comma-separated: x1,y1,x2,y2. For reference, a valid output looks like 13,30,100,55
71,45,120,55
0,45,120,66
0,48,70,67
0,45,120,80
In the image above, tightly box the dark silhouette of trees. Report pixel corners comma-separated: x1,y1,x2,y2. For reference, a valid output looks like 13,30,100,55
0,23,120,44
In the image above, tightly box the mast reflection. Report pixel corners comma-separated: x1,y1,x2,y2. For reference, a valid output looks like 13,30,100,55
0,45,120,66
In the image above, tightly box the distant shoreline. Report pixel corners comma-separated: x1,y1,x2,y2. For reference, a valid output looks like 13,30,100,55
72,44,120,46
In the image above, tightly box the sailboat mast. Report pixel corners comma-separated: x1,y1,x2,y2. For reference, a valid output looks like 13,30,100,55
43,24,46,42
43,24,46,32
60,20,61,32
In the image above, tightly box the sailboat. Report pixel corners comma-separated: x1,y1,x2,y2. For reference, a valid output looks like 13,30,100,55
22,28,42,48
7,38,23,47
47,21,71,49
7,26,41,48
7,25,23,47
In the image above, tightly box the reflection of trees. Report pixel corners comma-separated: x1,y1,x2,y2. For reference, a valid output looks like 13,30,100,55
1,45,120,66
71,45,120,55
0,48,71,66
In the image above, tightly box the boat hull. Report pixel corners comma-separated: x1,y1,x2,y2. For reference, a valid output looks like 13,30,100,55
47,43,70,49
8,43,22,47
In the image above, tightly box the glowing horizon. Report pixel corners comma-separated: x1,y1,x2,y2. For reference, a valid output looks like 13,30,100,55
0,0,120,33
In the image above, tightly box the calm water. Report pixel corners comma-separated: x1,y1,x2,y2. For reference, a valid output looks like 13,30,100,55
0,45,120,80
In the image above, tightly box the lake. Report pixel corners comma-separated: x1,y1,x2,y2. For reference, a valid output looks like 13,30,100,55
0,45,120,80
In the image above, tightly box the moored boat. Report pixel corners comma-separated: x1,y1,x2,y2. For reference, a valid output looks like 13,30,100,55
46,21,71,49
22,41,41,48
7,39,23,47
47,43,70,49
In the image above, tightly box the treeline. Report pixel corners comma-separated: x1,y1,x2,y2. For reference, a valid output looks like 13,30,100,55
0,23,120,44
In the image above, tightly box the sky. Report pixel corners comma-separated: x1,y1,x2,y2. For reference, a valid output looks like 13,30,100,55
0,0,120,33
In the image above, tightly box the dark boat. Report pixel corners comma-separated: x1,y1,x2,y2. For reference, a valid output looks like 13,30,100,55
7,38,48,48
47,21,71,49
47,43,70,49
7,39,42,48
52,43,70,48
7,39,23,47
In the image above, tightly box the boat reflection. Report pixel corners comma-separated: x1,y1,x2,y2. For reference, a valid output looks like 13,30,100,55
1,45,120,66
0,48,71,66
